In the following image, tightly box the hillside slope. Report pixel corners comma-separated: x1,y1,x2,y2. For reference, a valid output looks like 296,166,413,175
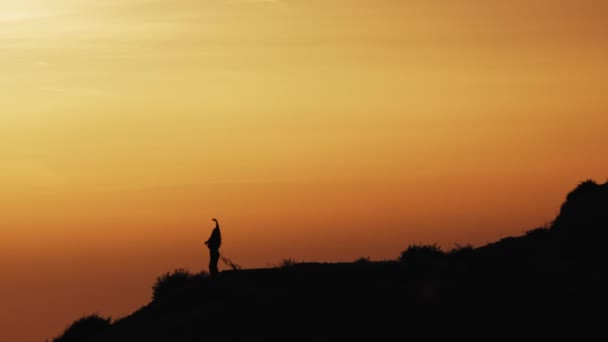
52,180,608,341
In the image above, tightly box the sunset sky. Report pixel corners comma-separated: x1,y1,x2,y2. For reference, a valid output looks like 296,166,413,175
1,1,608,341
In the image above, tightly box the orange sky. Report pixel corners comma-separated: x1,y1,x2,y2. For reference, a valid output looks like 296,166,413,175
1,1,608,341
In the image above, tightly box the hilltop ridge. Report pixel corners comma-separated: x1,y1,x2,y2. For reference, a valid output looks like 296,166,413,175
51,180,608,341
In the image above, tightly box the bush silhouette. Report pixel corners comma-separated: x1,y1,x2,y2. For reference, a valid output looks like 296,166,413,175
355,257,371,263
399,243,445,263
447,243,475,260
275,257,297,268
52,314,111,342
152,268,208,302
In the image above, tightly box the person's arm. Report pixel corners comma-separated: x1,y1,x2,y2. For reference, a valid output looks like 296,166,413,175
206,218,219,245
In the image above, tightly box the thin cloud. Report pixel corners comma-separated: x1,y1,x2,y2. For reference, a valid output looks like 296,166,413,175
0,9,65,23
40,86,118,99
0,11,41,23
225,0,285,6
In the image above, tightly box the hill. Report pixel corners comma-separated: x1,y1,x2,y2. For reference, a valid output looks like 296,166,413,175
51,180,608,341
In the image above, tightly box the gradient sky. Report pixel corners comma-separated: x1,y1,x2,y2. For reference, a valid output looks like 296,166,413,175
2,1,608,341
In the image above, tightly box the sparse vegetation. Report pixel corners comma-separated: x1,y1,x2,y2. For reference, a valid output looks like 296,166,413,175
52,314,111,342
355,257,371,263
276,257,297,268
152,268,208,302
448,243,475,259
398,243,445,263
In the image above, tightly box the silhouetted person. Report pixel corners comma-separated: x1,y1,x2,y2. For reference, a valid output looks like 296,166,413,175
205,218,222,277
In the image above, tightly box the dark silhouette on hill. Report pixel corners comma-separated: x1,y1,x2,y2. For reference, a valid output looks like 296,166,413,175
552,179,608,256
204,218,221,277
50,180,608,341
51,314,111,342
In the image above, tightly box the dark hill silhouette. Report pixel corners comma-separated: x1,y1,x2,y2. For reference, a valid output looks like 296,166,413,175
553,179,608,256
51,314,111,342
51,180,608,341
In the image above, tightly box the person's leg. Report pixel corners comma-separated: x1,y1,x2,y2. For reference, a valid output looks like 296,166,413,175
208,250,215,276
209,249,219,277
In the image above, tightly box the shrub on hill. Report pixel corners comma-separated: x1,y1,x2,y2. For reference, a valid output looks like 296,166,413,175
152,268,209,302
354,257,371,263
52,314,111,342
275,257,298,269
399,243,446,263
448,243,475,260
